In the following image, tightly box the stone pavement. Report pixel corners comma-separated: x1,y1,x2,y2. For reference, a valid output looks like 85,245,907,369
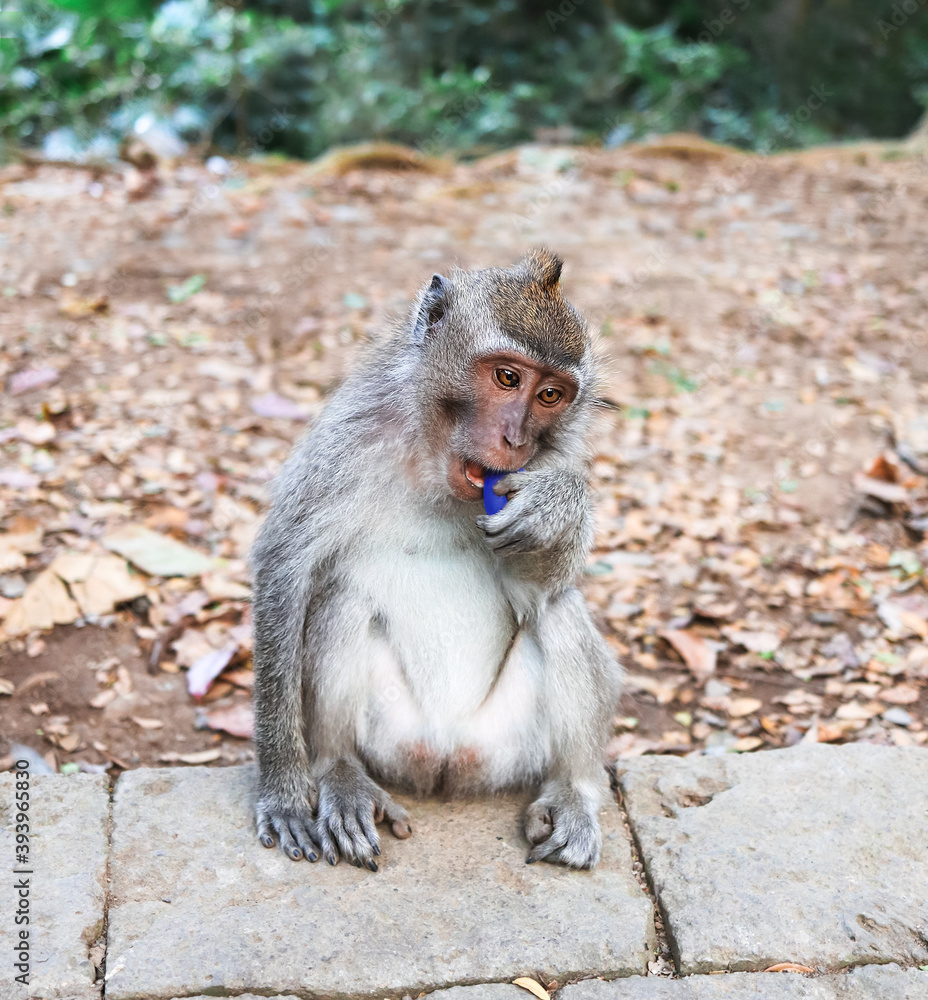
1,744,927,999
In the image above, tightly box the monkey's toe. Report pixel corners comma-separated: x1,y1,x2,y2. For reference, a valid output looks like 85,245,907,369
524,801,554,844
256,805,319,862
525,802,601,869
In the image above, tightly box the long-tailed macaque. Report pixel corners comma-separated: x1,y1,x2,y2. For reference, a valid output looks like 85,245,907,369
251,249,621,870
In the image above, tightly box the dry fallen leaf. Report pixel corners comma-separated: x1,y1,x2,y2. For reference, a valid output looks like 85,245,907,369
159,749,222,764
660,629,717,683
2,570,81,636
853,473,908,504
723,628,781,654
187,645,238,699
16,671,60,694
728,697,763,719
221,667,255,689
835,701,884,721
625,673,681,705
198,703,254,739
130,716,164,730
0,678,14,696
102,524,215,578
0,523,44,573
48,551,147,617
880,685,920,705
89,689,117,709
513,979,550,1000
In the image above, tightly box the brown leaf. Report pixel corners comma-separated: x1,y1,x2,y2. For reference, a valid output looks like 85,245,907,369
880,685,920,705
728,697,763,719
89,689,117,709
660,629,717,683
198,703,254,739
221,667,254,689
864,454,900,484
59,293,109,319
48,552,147,617
513,979,550,1000
159,749,222,764
16,671,60,694
130,716,164,730
723,628,781,654
853,473,908,504
835,700,883,721
2,570,81,636
625,673,681,705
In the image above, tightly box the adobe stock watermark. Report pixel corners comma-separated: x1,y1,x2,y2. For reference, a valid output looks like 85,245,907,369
545,0,588,31
878,0,927,38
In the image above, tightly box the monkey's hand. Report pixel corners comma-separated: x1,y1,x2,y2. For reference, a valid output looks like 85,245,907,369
314,758,412,871
476,468,590,586
524,779,602,869
256,792,320,863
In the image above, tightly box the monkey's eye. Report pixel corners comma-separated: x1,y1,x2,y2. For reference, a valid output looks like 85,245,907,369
495,368,520,389
537,386,563,406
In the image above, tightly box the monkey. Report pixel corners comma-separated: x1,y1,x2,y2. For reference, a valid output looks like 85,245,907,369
250,248,622,871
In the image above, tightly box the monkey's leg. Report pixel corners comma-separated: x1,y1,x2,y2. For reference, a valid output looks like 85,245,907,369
312,757,412,871
523,588,621,870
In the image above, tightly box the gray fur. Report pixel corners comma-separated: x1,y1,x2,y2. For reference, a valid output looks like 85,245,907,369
251,251,623,870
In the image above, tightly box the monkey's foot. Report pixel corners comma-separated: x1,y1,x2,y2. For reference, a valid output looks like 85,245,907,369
314,759,412,871
524,782,602,869
255,798,320,862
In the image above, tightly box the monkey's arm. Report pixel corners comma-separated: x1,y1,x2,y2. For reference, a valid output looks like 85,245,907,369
524,588,621,868
475,465,593,592
251,532,323,862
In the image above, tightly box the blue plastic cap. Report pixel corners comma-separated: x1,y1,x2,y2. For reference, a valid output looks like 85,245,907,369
482,469,523,515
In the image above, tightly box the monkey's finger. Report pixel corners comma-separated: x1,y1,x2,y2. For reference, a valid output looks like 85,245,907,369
342,810,379,871
314,821,340,866
526,827,569,864
524,802,554,845
327,812,364,867
488,532,543,556
272,816,306,862
256,813,277,849
373,805,385,823
358,809,382,859
380,797,413,839
493,472,530,495
287,817,320,863
475,509,517,536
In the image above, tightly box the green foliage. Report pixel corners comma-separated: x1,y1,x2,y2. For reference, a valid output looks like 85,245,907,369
1,0,927,163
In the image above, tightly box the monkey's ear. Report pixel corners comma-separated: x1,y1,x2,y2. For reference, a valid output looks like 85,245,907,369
522,248,563,292
411,273,449,345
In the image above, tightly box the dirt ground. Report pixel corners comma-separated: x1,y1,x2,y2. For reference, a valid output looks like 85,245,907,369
2,136,928,776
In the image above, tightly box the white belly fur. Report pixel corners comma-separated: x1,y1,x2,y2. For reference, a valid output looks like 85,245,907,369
347,511,548,789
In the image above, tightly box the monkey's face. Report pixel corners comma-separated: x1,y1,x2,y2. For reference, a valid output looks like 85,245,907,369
445,350,578,502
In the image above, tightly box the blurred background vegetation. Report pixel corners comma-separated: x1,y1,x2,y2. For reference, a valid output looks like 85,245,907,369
1,0,926,164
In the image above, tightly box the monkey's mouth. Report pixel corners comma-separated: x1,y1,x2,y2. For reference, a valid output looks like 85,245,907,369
463,462,487,489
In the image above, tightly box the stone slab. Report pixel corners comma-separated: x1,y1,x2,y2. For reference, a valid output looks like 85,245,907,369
619,745,928,974
0,772,109,1000
106,765,655,1000
557,964,928,998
